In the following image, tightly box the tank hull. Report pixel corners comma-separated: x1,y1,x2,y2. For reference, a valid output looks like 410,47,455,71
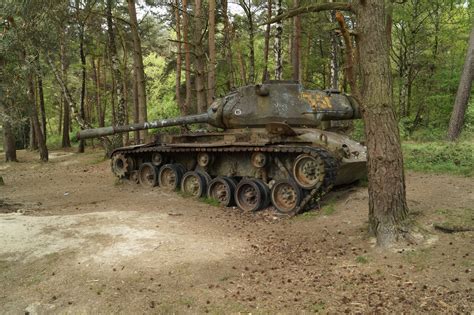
110,127,367,214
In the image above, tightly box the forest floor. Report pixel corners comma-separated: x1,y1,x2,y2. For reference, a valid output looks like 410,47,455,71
0,148,472,314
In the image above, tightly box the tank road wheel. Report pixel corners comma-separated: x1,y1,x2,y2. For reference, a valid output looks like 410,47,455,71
151,153,164,166
235,179,267,212
181,171,207,198
158,164,184,191
271,179,302,214
111,153,130,178
138,163,159,187
292,154,325,190
207,177,235,207
254,179,271,209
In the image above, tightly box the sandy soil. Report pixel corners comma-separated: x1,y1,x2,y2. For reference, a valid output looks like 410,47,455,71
0,148,472,314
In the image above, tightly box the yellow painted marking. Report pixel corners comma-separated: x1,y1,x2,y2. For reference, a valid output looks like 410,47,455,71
300,91,333,111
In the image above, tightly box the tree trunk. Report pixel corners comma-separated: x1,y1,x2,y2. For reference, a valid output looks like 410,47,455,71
182,0,192,115
1,102,17,162
447,26,474,141
292,0,301,82
36,62,47,142
240,0,255,84
29,119,37,150
107,0,126,147
132,67,140,143
60,38,71,148
237,48,247,85
193,0,207,113
274,0,283,80
262,0,272,82
207,0,216,105
174,0,185,114
78,23,86,153
91,58,100,126
354,0,409,247
329,10,339,90
222,0,235,89
27,72,48,161
127,0,148,141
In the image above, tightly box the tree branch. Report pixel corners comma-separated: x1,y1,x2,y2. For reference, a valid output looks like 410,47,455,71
262,2,353,25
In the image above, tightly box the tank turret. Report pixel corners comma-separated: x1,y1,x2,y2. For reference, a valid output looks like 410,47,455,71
78,82,366,215
77,82,360,140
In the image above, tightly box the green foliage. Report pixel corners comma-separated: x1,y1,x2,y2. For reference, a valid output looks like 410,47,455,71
355,255,369,264
403,141,474,176
144,52,180,120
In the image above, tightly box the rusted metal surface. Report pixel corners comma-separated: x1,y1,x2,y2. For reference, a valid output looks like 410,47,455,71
77,82,360,140
77,81,367,214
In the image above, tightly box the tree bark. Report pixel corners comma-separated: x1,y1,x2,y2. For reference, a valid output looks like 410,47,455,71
207,0,216,104
262,0,272,82
27,72,48,161
447,25,474,141
182,0,192,115
274,0,283,80
292,0,301,82
1,101,17,162
354,0,409,247
36,60,47,142
127,0,148,141
329,6,339,89
193,0,207,113
60,37,71,148
107,0,126,147
222,0,235,89
174,0,185,114
78,21,86,153
240,0,255,84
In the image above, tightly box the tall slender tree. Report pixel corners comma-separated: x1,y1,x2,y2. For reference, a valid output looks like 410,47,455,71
127,0,148,142
193,0,207,113
447,25,474,141
207,0,216,104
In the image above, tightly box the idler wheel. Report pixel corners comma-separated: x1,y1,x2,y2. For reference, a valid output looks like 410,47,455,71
235,179,267,212
111,153,130,178
271,179,302,214
181,171,207,198
292,154,325,189
138,163,159,187
158,164,184,190
207,177,236,207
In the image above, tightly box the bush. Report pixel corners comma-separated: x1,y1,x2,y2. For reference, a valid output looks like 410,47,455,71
403,141,473,176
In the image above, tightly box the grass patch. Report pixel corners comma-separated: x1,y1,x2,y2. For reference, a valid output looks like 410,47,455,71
199,197,220,207
311,301,326,313
355,255,369,264
435,208,473,230
402,141,473,176
402,248,431,271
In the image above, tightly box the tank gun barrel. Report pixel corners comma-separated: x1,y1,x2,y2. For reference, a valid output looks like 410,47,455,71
77,113,210,140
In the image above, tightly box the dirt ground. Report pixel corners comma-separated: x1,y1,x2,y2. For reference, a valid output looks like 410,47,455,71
0,148,472,314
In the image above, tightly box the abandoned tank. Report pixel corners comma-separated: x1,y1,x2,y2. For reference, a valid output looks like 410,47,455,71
78,81,367,214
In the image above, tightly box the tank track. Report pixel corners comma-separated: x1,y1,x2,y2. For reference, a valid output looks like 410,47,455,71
113,145,338,215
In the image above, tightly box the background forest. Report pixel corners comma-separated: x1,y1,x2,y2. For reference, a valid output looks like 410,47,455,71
1,0,473,174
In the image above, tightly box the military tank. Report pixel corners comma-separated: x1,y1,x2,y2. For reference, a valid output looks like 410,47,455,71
78,81,366,214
